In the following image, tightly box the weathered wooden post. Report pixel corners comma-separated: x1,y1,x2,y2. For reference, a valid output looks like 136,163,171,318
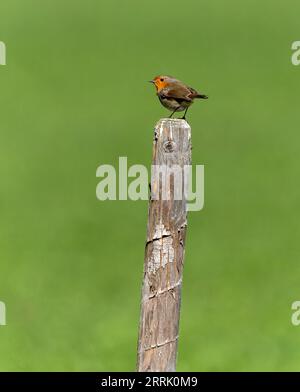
137,118,192,372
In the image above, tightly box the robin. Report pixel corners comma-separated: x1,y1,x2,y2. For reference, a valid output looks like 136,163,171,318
149,75,208,119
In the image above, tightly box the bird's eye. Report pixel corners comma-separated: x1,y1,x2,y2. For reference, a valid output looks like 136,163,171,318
160,78,164,82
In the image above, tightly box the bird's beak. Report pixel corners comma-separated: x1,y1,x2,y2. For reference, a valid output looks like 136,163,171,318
148,80,155,84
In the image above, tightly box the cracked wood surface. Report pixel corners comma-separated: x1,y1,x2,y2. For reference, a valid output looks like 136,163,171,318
137,118,191,372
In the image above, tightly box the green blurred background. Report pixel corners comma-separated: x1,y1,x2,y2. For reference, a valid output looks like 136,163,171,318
0,0,299,371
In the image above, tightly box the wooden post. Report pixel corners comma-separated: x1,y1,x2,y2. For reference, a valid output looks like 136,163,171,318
137,118,192,372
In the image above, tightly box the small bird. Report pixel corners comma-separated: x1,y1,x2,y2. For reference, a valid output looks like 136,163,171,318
149,75,208,119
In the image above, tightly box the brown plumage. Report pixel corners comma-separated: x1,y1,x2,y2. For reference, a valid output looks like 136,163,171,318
149,75,208,119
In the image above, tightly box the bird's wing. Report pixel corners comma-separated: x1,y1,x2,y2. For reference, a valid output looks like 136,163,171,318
161,83,193,102
188,86,200,97
188,86,208,99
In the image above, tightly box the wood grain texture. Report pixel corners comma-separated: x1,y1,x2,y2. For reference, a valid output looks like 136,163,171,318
137,118,191,372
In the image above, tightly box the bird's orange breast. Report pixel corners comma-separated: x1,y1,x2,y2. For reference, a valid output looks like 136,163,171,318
154,79,168,92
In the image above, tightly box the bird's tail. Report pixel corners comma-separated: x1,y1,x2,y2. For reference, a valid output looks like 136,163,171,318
196,94,208,99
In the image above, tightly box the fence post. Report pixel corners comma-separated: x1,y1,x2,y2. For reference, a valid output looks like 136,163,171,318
137,118,192,372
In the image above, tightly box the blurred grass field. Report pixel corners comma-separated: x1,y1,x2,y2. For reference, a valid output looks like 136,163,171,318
0,0,300,371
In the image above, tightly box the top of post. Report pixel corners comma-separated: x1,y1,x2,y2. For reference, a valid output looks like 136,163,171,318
155,118,191,141
156,118,190,127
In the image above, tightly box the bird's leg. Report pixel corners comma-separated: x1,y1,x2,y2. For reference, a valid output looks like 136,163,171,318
181,107,189,120
169,107,179,118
